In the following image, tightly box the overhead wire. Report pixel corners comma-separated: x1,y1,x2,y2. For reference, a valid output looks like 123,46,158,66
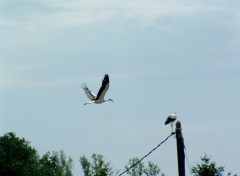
118,132,175,176
184,145,192,176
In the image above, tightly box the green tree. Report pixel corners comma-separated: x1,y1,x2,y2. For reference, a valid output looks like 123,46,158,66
144,161,163,176
125,158,165,176
38,150,73,176
191,154,224,176
80,153,114,176
0,132,39,176
0,132,73,176
125,158,144,176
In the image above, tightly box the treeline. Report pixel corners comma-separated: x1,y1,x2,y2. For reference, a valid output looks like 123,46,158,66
0,132,72,176
0,132,165,176
0,132,238,176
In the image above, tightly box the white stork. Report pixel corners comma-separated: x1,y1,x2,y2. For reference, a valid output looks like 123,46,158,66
82,74,113,105
165,112,177,132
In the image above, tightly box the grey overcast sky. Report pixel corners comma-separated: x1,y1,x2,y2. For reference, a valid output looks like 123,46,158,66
1,0,240,175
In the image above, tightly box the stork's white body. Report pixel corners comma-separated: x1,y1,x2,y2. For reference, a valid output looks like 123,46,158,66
82,74,113,105
165,112,177,132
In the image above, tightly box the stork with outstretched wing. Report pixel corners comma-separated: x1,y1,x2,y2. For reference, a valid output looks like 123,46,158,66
82,74,113,105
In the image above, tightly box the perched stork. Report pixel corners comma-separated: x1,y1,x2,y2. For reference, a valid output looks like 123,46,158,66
82,74,113,105
165,112,177,132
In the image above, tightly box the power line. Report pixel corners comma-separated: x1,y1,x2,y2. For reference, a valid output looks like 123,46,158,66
184,146,192,176
118,132,175,176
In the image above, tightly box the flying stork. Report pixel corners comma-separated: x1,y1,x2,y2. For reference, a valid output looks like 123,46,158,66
82,74,113,105
165,112,177,132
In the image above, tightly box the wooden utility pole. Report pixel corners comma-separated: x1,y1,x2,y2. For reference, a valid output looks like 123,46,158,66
176,121,185,176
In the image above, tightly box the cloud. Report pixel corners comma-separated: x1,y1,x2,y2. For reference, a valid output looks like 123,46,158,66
0,64,45,89
0,0,231,30
1,0,237,54
0,63,126,89
0,72,80,89
0,64,76,89
0,62,132,89
1,0,239,89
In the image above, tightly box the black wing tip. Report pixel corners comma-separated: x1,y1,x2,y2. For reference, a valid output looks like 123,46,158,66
103,74,109,82
104,74,109,78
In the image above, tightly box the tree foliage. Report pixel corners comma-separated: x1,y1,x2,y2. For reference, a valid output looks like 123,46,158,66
191,154,224,176
125,158,165,176
80,155,164,176
38,151,73,176
191,154,238,176
80,153,114,176
0,132,39,176
2,132,238,176
125,158,144,176
0,132,73,176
